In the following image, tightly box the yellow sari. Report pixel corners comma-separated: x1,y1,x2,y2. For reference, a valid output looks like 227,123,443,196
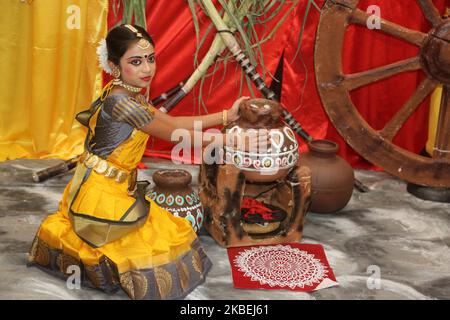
28,94,212,300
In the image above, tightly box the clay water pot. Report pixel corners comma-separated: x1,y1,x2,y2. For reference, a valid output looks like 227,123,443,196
299,139,354,213
224,98,299,183
148,169,204,232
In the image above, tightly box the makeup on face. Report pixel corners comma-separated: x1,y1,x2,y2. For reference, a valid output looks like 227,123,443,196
127,53,155,66
120,43,156,87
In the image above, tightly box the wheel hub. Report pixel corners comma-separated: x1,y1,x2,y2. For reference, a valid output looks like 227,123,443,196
421,20,450,84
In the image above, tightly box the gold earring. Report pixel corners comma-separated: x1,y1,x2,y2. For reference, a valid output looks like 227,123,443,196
113,68,121,79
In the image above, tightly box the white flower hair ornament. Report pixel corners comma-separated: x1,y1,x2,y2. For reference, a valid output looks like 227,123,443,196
96,39,112,75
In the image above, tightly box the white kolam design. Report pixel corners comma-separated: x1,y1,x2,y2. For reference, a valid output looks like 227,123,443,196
233,245,329,289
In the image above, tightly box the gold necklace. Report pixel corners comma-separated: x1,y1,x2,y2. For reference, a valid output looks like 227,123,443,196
112,79,142,93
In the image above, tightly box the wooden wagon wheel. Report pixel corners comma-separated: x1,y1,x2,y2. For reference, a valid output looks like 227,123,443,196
315,0,450,188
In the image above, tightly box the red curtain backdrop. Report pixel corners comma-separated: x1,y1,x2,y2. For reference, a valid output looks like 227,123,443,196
107,0,447,169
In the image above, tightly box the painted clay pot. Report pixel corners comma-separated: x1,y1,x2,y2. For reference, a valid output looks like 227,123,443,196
299,139,354,213
148,169,204,232
224,98,299,182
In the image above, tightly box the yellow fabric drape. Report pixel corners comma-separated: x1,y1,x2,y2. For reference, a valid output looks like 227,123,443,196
426,85,442,156
0,0,108,161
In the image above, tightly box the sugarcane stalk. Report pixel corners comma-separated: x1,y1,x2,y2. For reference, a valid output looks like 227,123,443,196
200,0,312,142
32,157,79,182
158,34,226,113
159,0,253,113
150,80,186,106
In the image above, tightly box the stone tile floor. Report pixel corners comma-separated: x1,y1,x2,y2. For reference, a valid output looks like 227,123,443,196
0,158,449,300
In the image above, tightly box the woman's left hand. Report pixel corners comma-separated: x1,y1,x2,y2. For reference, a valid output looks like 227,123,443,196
228,96,250,122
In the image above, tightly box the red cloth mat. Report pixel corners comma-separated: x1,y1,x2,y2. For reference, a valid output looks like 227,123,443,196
227,243,338,292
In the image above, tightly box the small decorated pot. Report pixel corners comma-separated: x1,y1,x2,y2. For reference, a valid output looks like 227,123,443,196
224,98,299,182
148,169,204,232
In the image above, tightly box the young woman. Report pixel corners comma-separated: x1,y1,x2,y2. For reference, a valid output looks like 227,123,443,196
28,24,248,300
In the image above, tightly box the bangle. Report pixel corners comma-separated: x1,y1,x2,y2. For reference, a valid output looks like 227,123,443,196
222,109,228,126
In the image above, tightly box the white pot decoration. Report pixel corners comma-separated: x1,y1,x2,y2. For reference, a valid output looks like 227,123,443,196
224,99,299,182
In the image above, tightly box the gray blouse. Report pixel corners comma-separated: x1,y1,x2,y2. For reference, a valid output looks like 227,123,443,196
90,94,154,158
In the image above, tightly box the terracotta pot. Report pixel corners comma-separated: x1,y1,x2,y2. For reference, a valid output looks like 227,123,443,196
224,98,299,182
148,169,204,232
299,139,354,213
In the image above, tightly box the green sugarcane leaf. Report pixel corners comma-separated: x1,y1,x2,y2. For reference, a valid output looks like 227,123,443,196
193,2,234,105
247,14,266,79
113,0,124,27
133,0,147,29
116,0,148,28
312,0,321,12
195,23,216,69
291,0,321,62
188,0,201,62
218,0,257,66
190,0,313,108
264,0,299,40
259,0,285,24
122,0,134,25
193,5,224,69
245,1,297,51
206,61,221,99
112,0,120,20
198,74,209,114
250,0,275,18
217,54,230,89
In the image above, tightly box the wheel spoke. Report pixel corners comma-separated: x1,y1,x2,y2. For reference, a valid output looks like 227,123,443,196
350,9,427,46
315,0,450,187
333,0,360,9
433,85,450,159
343,56,421,91
417,0,443,28
380,77,438,141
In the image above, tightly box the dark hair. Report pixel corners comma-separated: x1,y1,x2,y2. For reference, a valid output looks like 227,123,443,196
106,24,154,65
